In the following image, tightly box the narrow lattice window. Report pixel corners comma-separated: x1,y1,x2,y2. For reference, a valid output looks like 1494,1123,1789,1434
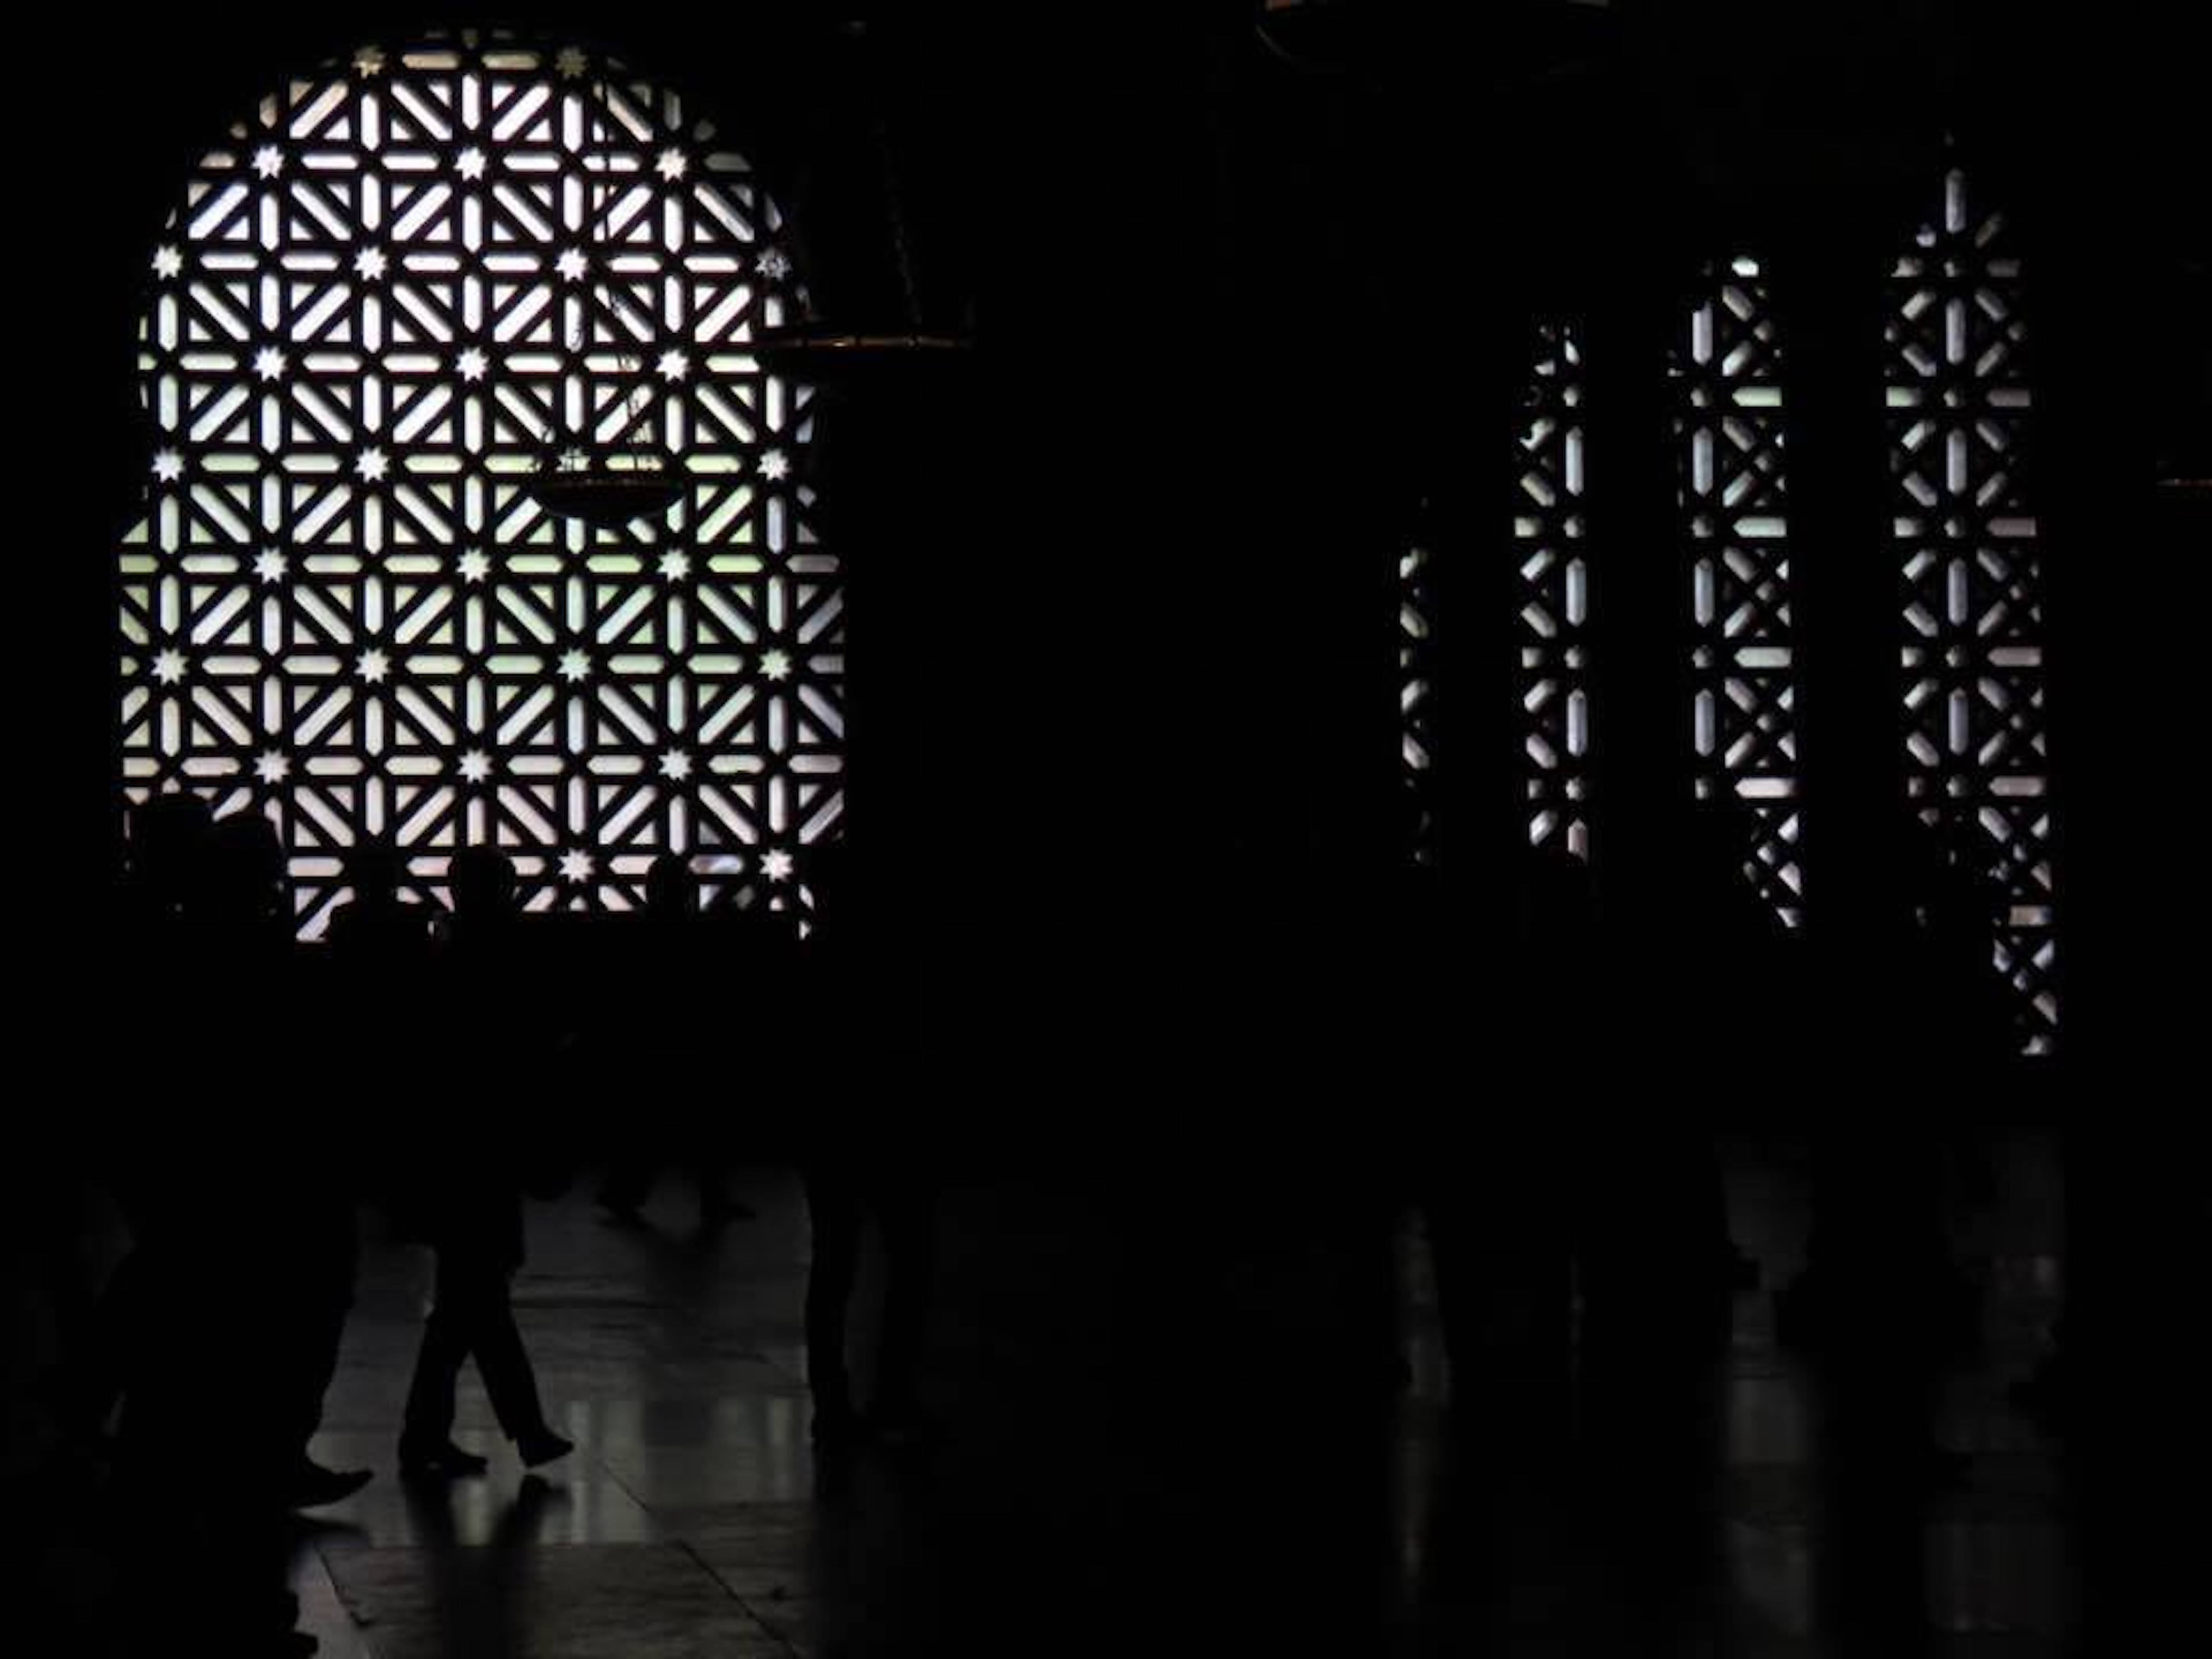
119,33,838,935
1515,321,1591,856
1394,323,1590,867
1398,534,1437,864
1888,165,2058,1053
1673,257,1802,926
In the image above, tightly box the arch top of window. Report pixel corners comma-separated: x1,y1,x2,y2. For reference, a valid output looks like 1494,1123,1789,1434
146,31,819,288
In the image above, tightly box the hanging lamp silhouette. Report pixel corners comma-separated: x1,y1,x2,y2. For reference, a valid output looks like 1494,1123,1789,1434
526,67,687,530
758,19,972,382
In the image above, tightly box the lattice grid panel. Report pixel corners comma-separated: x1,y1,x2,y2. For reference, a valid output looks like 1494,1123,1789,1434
1515,322,1592,856
1888,166,2058,1053
1398,535,1437,864
1673,257,1802,927
119,35,839,936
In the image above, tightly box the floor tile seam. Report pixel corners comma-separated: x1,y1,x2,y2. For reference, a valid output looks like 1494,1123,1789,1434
310,1535,384,1659
672,1535,804,1656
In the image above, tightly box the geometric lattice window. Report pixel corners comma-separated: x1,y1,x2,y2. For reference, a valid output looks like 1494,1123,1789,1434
1672,257,1802,926
1887,165,2058,1052
1398,530,1437,865
119,32,837,936
1396,322,1591,866
1513,320,1590,856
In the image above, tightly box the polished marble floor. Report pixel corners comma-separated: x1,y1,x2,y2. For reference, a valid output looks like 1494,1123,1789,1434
12,1135,2077,1657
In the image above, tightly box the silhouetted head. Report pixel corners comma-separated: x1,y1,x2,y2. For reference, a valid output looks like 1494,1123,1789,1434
450,846,520,921
126,791,215,910
344,842,405,910
645,853,699,920
203,810,288,926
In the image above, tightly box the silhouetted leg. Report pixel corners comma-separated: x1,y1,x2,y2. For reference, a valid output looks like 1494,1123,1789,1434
57,1244,151,1441
467,1274,553,1443
1335,1171,1404,1395
1580,1133,1717,1458
1451,1150,1573,1439
107,1232,195,1488
273,1205,356,1457
1817,1336,1943,1648
803,1167,862,1426
116,1210,307,1656
1420,1186,1480,1402
870,1180,934,1422
1699,1131,1760,1289
400,1252,473,1451
121,1451,302,1657
1809,1119,1956,1355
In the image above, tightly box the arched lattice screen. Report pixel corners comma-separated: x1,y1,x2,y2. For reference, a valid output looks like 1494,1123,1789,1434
1888,165,2058,1052
1673,257,1802,926
119,34,837,935
1515,321,1591,856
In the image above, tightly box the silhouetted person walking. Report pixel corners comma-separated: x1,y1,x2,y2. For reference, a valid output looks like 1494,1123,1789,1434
1431,841,1591,1436
397,847,572,1478
595,853,755,1228
50,795,216,1450
98,803,333,1655
396,1159,572,1477
207,811,373,1509
795,841,933,1448
1782,818,1999,1379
